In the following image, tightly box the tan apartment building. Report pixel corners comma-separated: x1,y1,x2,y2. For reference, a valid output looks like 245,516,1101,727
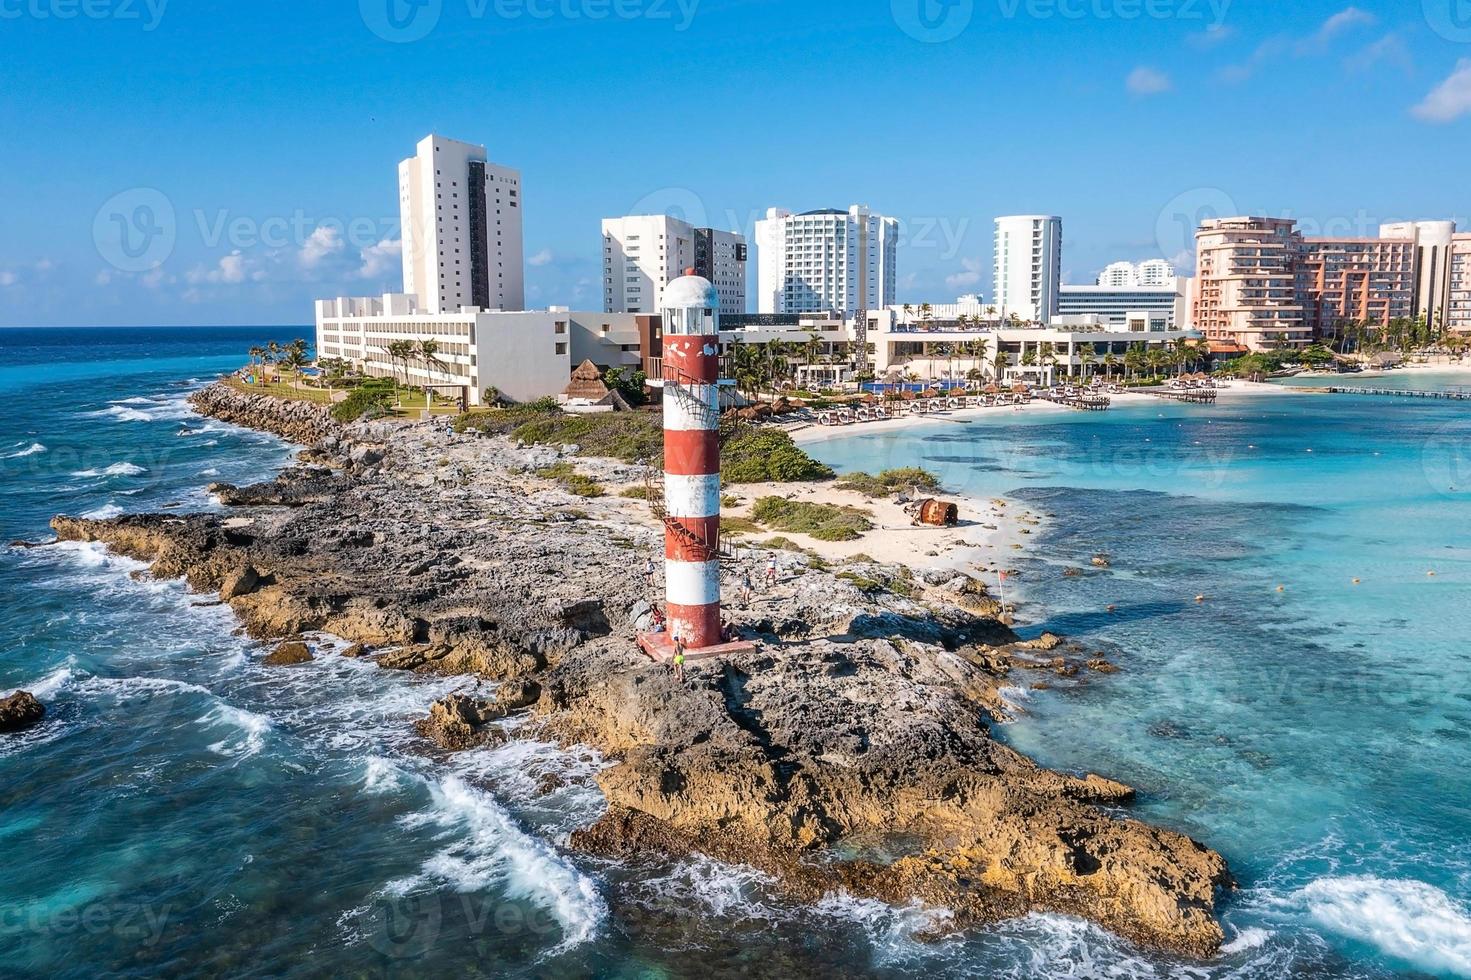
1450,234,1471,334
1300,237,1415,340
1193,217,1311,350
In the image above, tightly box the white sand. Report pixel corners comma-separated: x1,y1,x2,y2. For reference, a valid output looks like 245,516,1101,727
719,479,1045,579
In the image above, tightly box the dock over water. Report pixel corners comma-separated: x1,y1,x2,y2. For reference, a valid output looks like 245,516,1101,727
1325,385,1471,401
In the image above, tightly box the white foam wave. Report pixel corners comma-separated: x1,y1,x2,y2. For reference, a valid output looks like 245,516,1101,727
814,892,956,966
1222,925,1274,954
199,468,220,477
81,504,124,520
72,462,147,478
93,405,152,423
636,856,781,922
3,442,47,459
362,756,406,795
111,396,153,405
387,775,606,952
82,676,213,699
199,703,272,759
14,663,79,700
1298,875,1471,976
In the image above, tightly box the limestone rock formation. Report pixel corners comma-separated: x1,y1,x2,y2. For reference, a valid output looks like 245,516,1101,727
0,691,46,733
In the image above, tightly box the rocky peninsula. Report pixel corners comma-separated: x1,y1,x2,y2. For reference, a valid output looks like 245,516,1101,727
48,382,1234,958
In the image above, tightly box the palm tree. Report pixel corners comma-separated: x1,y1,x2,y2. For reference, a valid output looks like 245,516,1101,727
1103,350,1119,381
247,345,265,382
1124,343,1146,382
416,337,442,412
1078,344,1097,380
387,339,416,405
281,347,309,391
1038,342,1057,385
992,348,1009,381
264,341,281,382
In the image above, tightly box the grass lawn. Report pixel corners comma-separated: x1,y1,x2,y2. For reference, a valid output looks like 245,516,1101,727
228,375,462,415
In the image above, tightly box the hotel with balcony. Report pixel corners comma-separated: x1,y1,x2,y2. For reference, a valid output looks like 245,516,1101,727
1192,217,1310,350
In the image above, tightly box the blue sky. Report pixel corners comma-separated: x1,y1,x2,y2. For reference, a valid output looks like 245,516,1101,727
1,0,1468,326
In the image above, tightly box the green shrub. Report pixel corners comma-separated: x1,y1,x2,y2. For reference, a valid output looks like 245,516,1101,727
750,497,872,541
536,462,605,498
723,429,834,484
454,405,663,463
835,468,941,498
331,385,394,422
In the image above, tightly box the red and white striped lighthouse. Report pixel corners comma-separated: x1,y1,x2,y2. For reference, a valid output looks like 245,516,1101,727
659,274,724,649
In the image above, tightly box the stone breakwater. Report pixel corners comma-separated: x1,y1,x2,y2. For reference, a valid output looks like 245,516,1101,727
188,382,343,446
48,382,1234,958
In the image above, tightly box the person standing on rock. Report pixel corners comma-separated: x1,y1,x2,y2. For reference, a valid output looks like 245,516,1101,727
672,634,687,682
645,558,657,591
765,556,778,591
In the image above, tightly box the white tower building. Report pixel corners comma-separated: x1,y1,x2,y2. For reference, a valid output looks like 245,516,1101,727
994,215,1062,323
602,215,746,316
399,134,524,315
1380,220,1458,330
754,206,898,314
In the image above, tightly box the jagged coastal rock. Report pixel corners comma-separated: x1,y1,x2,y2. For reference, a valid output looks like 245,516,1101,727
52,382,1234,958
0,691,46,733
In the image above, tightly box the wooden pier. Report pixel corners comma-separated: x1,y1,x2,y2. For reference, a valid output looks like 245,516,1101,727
1326,385,1471,401
1147,387,1219,404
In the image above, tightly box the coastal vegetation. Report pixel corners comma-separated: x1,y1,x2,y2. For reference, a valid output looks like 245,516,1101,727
330,379,396,422
722,428,835,484
834,467,941,498
749,496,873,541
454,401,663,462
534,462,605,498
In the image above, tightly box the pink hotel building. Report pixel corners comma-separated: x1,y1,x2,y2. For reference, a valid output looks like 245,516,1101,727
1191,217,1471,350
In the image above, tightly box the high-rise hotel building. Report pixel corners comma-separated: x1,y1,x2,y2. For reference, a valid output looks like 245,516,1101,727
993,215,1062,323
602,215,747,317
399,134,524,315
755,206,898,314
1189,216,1471,349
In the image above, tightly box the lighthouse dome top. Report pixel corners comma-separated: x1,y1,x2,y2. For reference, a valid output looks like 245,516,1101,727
663,274,719,312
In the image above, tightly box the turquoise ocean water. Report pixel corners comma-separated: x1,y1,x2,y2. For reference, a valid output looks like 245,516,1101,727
3,331,1469,978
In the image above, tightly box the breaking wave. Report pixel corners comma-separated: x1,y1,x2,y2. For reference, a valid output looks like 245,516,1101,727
1298,875,1471,976
4,442,47,458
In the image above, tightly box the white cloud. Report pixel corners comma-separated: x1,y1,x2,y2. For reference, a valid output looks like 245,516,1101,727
33,258,55,273
1127,66,1172,96
945,257,985,290
298,226,345,269
1346,34,1411,75
188,250,257,285
1412,59,1471,123
1220,37,1289,83
141,267,169,290
1188,24,1235,49
0,271,18,287
1299,6,1375,54
357,238,402,280
94,270,112,286
528,248,554,267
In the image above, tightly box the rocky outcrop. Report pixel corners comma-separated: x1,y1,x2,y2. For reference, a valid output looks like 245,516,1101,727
0,691,45,733
188,382,342,445
263,641,313,666
49,403,1233,958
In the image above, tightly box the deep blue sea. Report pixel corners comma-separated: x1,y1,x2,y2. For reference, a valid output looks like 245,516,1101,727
3,331,1470,978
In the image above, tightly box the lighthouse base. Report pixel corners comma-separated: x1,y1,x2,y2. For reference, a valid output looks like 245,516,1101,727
636,632,757,665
